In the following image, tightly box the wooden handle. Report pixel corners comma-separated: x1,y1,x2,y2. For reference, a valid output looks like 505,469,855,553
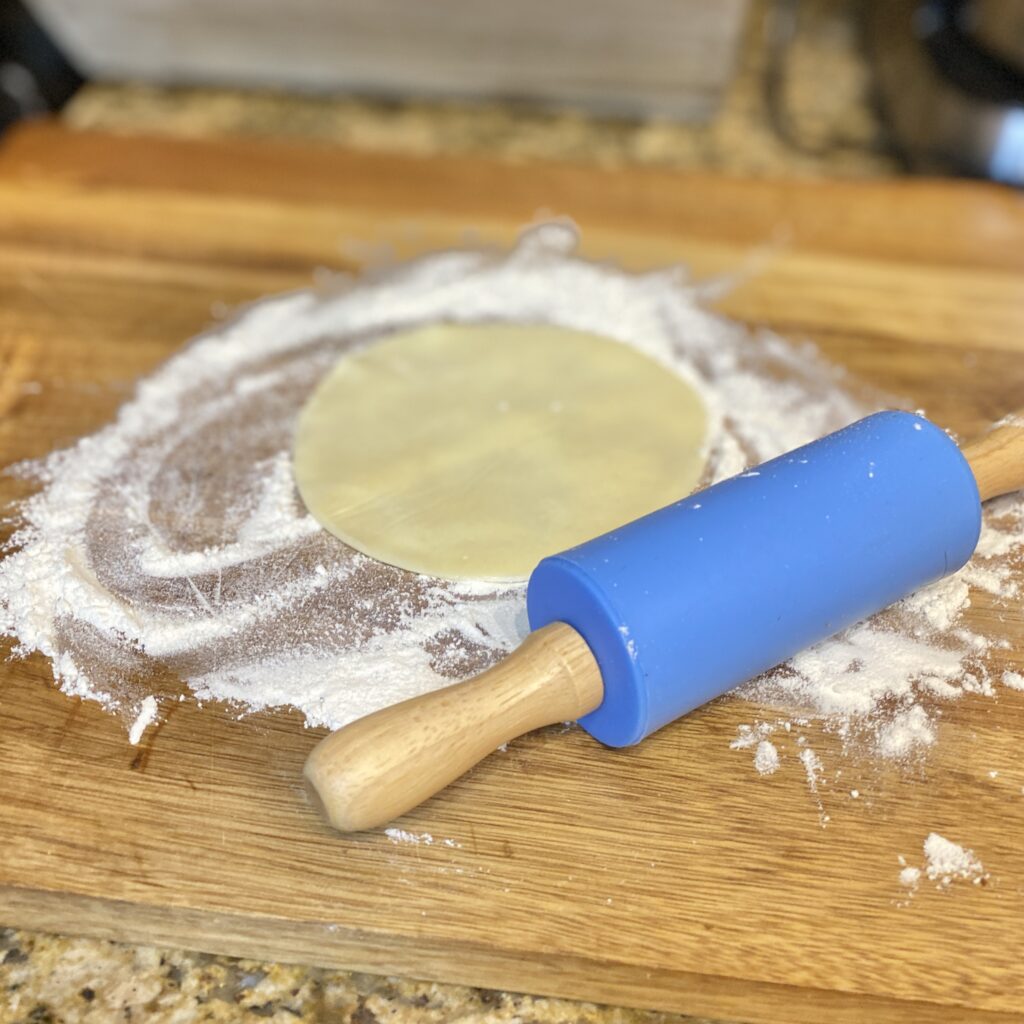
304,622,603,832
963,411,1024,502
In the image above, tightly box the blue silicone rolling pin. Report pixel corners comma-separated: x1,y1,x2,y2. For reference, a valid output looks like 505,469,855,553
304,410,1024,832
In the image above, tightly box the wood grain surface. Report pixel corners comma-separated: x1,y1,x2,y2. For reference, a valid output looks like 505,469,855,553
2,121,1024,1023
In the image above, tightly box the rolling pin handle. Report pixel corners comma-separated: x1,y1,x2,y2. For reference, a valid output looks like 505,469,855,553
963,409,1024,502
303,622,603,832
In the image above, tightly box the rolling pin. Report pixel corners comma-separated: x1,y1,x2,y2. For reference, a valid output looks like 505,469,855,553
304,410,1024,832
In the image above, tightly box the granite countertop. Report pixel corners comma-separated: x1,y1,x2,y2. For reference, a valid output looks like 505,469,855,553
2,2,892,1021
3,929,715,1024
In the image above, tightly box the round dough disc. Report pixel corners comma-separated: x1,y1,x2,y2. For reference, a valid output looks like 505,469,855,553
293,323,708,581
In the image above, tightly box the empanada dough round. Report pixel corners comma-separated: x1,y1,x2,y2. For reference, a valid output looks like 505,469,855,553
293,323,708,581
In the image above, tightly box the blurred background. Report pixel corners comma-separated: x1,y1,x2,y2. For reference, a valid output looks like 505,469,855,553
3,0,1024,184
6,1,1024,181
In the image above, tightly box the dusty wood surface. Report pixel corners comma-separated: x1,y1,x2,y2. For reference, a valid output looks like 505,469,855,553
1,122,1024,1023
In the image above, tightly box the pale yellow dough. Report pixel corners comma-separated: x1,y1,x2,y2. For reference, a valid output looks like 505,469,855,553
293,323,708,581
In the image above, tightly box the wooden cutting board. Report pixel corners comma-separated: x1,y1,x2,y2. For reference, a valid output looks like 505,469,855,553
2,121,1024,1024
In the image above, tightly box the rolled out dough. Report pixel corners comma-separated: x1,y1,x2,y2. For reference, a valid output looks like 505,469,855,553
293,323,708,581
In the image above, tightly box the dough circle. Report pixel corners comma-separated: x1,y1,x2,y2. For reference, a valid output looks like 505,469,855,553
293,323,708,581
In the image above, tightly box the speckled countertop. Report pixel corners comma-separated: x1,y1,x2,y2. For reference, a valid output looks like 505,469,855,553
2,929,721,1024
2,2,892,1022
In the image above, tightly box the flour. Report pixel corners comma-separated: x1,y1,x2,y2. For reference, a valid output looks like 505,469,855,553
801,748,830,826
1,223,1023,777
876,705,935,759
896,835,988,898
384,828,434,846
753,739,780,776
899,866,921,890
923,833,987,887
128,695,158,745
1003,671,1024,691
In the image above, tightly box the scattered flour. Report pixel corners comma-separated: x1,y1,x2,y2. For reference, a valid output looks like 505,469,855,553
899,866,921,890
897,835,987,899
729,725,761,750
0,222,872,732
1003,670,1024,691
877,705,936,759
128,695,158,746
0,222,1022,795
800,748,824,791
923,833,987,888
753,739,780,775
384,828,434,846
799,747,830,826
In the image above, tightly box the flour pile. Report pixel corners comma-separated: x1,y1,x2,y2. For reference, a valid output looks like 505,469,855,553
898,834,988,894
1,224,1022,763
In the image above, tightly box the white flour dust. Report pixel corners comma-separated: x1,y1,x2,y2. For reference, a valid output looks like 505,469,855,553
384,828,433,846
128,694,158,746
898,865,921,891
753,739,780,776
899,834,987,897
1,223,1023,790
1003,670,1024,691
384,828,461,848
924,833,987,886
